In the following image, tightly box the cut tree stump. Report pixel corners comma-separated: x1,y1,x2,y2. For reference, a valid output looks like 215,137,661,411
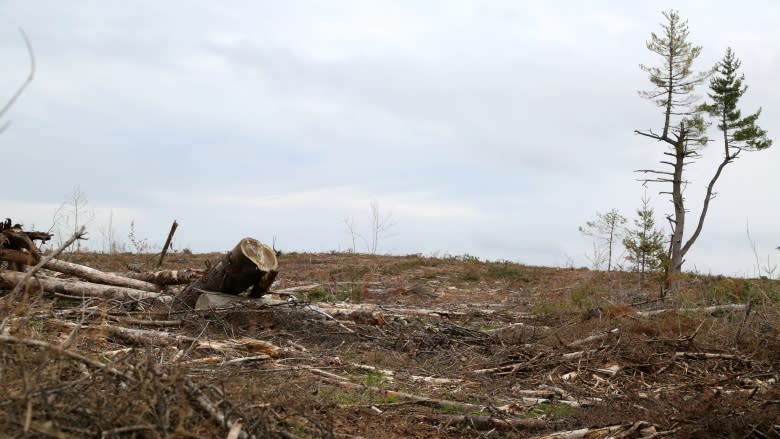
171,238,278,311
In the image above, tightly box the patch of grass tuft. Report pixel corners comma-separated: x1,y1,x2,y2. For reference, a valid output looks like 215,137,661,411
306,288,335,303
458,269,481,282
524,402,574,419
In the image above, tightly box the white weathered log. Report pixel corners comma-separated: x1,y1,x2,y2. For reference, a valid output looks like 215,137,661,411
530,424,624,439
44,258,160,292
347,361,463,385
635,303,747,318
568,328,619,347
52,320,280,356
0,270,167,301
673,352,743,360
303,366,483,413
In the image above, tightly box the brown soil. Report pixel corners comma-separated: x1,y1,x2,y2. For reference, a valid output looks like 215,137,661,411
2,251,779,438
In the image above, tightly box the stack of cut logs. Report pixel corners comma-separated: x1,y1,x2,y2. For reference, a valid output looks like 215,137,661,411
0,219,279,310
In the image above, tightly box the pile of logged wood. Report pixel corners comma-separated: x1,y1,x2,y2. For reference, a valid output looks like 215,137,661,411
0,220,279,309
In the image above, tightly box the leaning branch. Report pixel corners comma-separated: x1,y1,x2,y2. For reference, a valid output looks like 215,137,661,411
0,28,36,134
680,154,733,257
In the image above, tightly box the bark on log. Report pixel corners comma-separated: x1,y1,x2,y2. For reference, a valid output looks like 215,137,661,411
42,258,161,292
0,271,167,301
118,269,204,286
171,238,278,311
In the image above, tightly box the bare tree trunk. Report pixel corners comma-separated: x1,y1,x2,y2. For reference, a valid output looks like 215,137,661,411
170,238,278,311
667,130,688,284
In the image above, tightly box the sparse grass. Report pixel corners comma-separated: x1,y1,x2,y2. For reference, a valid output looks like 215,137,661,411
318,386,399,406
328,265,371,282
570,284,596,309
306,288,335,303
335,285,363,302
458,269,481,282
347,370,387,388
436,403,465,414
485,262,537,283
524,403,575,419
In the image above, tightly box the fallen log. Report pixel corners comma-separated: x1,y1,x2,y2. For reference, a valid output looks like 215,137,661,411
41,258,160,292
0,270,167,301
52,320,280,356
635,303,747,318
568,328,619,348
119,268,204,286
171,238,278,311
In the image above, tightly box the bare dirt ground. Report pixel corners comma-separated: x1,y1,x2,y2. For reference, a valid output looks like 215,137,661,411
2,251,779,438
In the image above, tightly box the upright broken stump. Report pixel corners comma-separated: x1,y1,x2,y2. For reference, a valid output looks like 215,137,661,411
171,238,278,311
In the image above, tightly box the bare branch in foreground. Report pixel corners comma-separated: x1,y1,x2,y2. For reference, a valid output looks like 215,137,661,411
0,28,36,134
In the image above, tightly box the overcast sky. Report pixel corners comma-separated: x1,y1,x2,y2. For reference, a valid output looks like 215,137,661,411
1,1,778,276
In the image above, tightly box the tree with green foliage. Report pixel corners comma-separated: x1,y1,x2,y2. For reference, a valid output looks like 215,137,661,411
579,209,626,272
635,10,710,278
623,192,667,282
635,11,772,282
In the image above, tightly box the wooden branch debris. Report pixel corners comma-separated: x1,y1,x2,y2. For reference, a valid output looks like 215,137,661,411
185,380,249,439
52,320,280,357
119,268,204,286
303,366,484,413
346,361,463,385
8,226,86,298
567,327,619,348
531,421,676,439
635,303,747,318
414,413,546,432
0,270,167,301
0,334,133,382
43,258,160,292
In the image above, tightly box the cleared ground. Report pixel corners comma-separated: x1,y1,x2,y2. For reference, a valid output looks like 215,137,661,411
1,252,779,438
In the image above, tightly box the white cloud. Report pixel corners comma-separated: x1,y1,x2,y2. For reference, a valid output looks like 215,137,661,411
0,2,778,275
